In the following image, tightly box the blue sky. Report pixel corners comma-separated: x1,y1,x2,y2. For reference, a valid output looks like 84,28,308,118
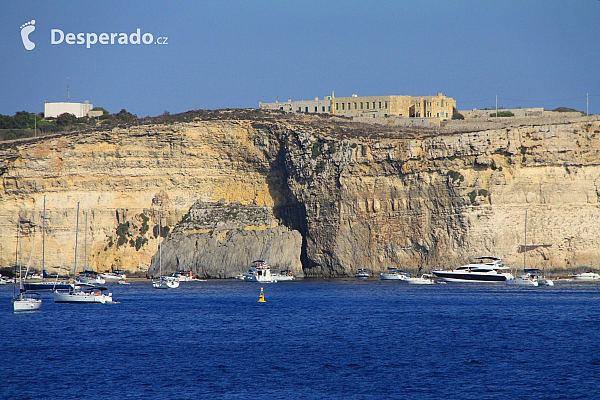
1,0,599,117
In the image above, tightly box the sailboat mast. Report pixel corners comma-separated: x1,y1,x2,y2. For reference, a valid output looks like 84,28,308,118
158,210,162,277
268,211,272,265
523,210,527,270
14,217,20,298
84,211,88,271
73,202,80,278
42,195,46,281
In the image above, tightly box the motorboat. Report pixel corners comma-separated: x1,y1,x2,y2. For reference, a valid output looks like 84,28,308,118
506,272,539,286
100,270,127,281
243,260,275,283
117,279,131,285
76,270,106,285
432,257,514,283
152,276,180,289
380,267,409,280
405,274,436,285
0,274,9,285
272,270,295,282
53,284,114,304
569,271,600,281
524,269,554,286
171,271,196,282
355,268,370,279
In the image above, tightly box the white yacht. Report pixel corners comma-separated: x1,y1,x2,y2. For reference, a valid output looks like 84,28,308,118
405,274,436,285
100,270,127,281
153,276,180,289
13,293,42,312
380,267,409,280
76,270,106,285
355,268,369,279
53,284,114,304
243,260,275,283
506,272,539,286
272,270,295,282
570,271,600,281
432,257,514,283
171,271,197,282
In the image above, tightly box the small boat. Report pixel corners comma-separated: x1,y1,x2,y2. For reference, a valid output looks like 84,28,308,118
76,270,106,285
432,257,514,283
152,210,180,289
272,270,295,282
100,270,127,281
570,271,600,281
171,271,197,282
242,260,275,283
506,273,539,286
405,273,436,285
380,267,409,280
117,279,131,285
13,217,42,312
355,268,369,279
53,284,114,304
152,276,180,289
0,274,9,285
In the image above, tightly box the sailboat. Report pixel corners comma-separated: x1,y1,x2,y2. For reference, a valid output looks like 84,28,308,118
12,216,42,312
506,210,553,286
23,196,72,291
152,210,179,289
53,203,115,303
76,211,105,285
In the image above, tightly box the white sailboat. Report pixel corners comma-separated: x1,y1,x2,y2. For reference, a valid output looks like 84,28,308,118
13,217,42,312
153,211,179,289
53,203,114,303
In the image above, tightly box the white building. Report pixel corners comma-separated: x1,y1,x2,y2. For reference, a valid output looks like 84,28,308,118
44,101,96,118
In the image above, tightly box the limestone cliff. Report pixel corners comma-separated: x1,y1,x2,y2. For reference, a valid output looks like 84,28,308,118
1,109,599,277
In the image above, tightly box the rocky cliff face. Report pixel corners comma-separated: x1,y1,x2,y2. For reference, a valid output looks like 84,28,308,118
1,110,599,277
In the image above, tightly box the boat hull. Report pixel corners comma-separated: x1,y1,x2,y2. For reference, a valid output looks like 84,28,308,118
13,298,42,312
506,278,539,286
53,290,113,304
433,272,512,283
380,274,408,280
152,277,180,289
24,282,73,291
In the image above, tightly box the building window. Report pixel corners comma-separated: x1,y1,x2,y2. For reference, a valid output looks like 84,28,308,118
378,102,381,109
280,107,283,110
336,103,339,110
348,103,351,110
354,103,357,110
441,99,444,107
315,106,318,112
328,106,331,111
373,102,375,109
385,102,388,109
298,107,301,112
322,106,325,112
305,107,308,112
366,102,369,109
360,102,363,109
342,103,345,110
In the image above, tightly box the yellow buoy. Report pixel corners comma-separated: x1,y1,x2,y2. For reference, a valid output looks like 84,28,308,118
258,287,266,303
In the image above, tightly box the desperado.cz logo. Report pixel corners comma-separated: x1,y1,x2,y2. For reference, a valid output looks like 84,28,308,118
20,20,168,50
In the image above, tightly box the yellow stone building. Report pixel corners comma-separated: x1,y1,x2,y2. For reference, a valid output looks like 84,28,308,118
259,92,456,120
331,93,455,119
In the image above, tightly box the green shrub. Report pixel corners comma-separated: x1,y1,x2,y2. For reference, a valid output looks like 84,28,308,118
490,111,514,118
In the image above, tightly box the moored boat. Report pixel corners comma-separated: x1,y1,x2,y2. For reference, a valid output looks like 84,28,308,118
355,268,369,279
506,273,539,286
152,276,180,289
243,260,275,283
100,270,127,281
405,274,436,285
272,270,295,282
569,271,600,281
432,257,514,283
380,267,409,280
53,284,114,304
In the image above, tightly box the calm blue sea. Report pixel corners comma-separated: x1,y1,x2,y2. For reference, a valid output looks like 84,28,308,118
2,279,600,400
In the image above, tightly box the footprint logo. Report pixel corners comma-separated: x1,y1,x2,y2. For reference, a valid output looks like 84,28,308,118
20,20,36,50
